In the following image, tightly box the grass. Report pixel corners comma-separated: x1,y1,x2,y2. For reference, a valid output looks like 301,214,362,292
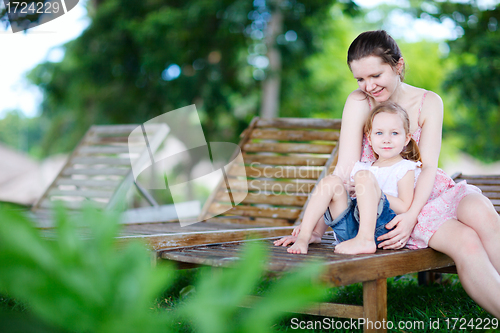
2,264,499,333
4,270,498,333
157,271,499,333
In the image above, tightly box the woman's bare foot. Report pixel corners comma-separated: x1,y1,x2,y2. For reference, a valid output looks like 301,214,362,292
334,236,377,254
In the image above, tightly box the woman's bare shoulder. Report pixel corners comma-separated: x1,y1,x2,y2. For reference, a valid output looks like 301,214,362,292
344,89,371,115
423,90,443,106
347,89,369,103
421,90,444,120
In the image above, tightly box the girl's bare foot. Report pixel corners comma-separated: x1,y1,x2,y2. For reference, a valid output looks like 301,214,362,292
334,236,377,254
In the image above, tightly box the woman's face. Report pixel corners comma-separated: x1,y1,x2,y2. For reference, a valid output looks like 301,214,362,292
350,55,402,102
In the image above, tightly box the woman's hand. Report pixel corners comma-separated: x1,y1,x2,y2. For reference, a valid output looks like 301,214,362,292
377,211,418,249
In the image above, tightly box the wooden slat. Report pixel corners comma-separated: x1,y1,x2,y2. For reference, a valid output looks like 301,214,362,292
481,191,500,199
70,157,132,165
208,203,300,219
62,168,129,176
243,142,335,154
229,165,322,180
89,124,138,134
456,174,500,180
39,198,107,210
256,118,342,130
48,189,114,198
244,296,364,319
216,192,307,206
77,146,130,154
490,199,500,206
243,154,328,166
468,185,500,192
321,248,454,287
229,179,316,194
55,179,122,187
456,178,500,186
84,136,131,144
124,227,295,250
250,129,339,141
205,217,292,226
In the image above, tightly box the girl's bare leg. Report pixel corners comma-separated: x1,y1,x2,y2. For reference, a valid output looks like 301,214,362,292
456,193,500,273
334,170,380,254
284,175,347,254
429,219,500,318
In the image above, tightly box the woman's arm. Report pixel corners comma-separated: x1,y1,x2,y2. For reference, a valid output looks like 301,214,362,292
378,92,444,249
333,90,371,181
385,170,415,214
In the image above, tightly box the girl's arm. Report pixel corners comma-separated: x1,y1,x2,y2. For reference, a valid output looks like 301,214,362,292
385,170,415,214
377,92,443,249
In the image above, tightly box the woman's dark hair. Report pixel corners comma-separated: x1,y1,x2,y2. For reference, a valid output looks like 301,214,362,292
347,30,405,81
364,101,421,163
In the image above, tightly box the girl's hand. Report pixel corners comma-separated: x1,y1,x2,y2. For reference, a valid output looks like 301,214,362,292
345,180,356,197
376,211,418,249
273,235,297,247
291,224,302,236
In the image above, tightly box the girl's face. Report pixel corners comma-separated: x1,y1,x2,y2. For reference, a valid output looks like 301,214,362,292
368,112,411,162
350,55,403,103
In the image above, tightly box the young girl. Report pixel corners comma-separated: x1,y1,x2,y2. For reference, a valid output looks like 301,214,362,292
282,102,421,255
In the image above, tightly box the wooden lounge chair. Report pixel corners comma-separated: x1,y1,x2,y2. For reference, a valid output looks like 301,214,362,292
145,173,500,333
198,117,341,226
34,117,341,234
115,117,341,236
31,124,168,227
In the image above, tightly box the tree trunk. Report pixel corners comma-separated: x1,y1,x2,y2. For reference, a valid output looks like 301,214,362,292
260,4,283,119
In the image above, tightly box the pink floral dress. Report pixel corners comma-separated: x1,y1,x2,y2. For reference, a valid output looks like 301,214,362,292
361,92,482,249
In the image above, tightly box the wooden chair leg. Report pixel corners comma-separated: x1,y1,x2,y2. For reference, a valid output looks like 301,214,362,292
363,279,387,333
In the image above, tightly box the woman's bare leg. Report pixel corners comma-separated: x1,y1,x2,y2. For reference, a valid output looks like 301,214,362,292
456,193,500,273
429,219,500,318
334,170,380,254
285,175,347,254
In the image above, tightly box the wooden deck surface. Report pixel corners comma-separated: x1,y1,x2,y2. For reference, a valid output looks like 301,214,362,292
159,235,455,287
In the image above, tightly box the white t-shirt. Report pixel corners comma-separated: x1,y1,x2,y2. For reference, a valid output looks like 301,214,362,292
350,159,422,197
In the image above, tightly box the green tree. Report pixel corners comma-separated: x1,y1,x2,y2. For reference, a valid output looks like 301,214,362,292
418,1,500,161
0,110,45,157
27,0,358,156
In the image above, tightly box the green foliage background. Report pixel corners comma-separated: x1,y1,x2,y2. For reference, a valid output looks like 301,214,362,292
0,205,328,333
1,1,499,162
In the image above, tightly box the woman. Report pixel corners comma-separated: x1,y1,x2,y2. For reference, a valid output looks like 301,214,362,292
275,30,500,317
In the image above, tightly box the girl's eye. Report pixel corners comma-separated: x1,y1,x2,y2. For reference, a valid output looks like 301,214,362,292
373,74,381,78
392,132,399,135
376,132,382,135
357,78,364,82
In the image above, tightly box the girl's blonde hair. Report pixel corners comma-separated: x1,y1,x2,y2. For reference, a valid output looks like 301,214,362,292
364,101,421,163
